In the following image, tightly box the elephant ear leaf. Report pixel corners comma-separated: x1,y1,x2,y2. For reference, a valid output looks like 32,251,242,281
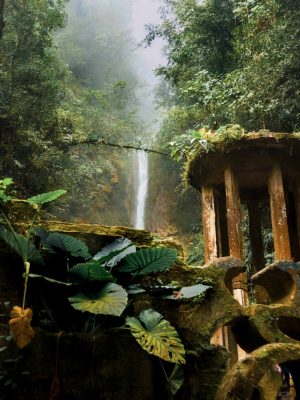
68,283,127,316
126,309,185,364
0,228,44,264
45,232,91,260
166,365,184,399
93,238,136,267
70,260,114,282
120,247,177,275
27,189,66,205
9,306,35,349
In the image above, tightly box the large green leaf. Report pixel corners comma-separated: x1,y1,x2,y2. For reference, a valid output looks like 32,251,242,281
0,178,13,188
120,247,177,275
167,365,184,398
93,238,136,267
0,178,13,203
70,260,114,282
45,232,91,260
27,189,67,206
161,283,211,300
126,309,185,364
68,283,128,316
32,227,58,255
0,229,43,264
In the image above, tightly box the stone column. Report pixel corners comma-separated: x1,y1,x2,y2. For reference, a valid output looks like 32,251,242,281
224,168,244,259
268,164,291,261
294,185,300,251
224,168,247,306
201,186,218,262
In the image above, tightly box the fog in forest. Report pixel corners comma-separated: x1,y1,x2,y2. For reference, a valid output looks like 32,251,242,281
48,0,200,235
57,0,164,139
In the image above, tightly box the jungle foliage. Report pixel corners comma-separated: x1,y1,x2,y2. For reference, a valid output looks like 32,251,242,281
0,0,142,222
149,0,300,145
1,183,205,397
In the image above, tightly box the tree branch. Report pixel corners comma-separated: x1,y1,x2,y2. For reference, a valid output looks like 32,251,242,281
56,138,170,157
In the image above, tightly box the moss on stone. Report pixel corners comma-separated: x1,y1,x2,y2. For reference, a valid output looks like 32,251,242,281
184,130,300,189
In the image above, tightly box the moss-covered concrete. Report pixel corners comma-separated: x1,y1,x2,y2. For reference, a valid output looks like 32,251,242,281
1,219,300,399
216,343,300,400
185,130,300,190
0,218,247,400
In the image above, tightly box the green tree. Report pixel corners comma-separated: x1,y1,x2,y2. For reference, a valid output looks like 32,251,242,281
150,0,300,143
0,0,68,133
55,0,141,143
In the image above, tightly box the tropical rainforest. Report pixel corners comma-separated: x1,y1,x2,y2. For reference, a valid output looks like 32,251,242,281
0,0,300,229
1,1,300,398
151,0,300,144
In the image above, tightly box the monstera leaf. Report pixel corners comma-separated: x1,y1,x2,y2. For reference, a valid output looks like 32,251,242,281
9,306,35,349
120,247,177,275
27,189,66,205
0,228,43,264
126,309,185,364
45,232,91,260
70,260,114,282
68,283,128,316
93,238,136,267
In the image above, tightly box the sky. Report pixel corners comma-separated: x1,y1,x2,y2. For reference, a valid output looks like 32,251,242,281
131,0,165,71
129,0,166,130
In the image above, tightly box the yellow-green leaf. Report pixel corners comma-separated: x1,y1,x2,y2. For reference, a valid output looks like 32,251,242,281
126,309,185,364
68,283,128,316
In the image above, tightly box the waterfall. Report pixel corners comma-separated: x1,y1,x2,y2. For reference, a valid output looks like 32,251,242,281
134,150,148,229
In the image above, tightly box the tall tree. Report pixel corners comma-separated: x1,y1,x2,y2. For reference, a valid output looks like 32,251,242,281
150,0,300,142
55,0,141,143
0,0,67,134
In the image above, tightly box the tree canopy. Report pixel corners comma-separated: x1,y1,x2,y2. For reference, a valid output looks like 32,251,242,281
0,0,144,224
148,0,300,144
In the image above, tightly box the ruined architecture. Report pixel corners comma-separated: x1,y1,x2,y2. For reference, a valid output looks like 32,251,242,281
186,131,300,398
1,131,300,399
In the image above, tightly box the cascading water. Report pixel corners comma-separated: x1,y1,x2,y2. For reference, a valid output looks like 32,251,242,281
134,150,148,229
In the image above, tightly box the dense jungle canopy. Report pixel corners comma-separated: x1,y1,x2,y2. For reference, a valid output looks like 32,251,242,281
0,0,146,224
150,0,300,144
0,0,300,231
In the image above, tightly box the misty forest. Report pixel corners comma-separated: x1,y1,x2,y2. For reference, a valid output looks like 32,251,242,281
1,1,300,399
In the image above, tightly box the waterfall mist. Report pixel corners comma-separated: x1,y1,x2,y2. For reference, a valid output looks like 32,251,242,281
134,150,149,229
45,0,201,237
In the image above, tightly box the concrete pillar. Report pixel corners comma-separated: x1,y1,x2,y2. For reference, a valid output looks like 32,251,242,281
294,185,300,251
224,168,248,306
202,186,218,262
268,164,291,261
224,168,244,259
